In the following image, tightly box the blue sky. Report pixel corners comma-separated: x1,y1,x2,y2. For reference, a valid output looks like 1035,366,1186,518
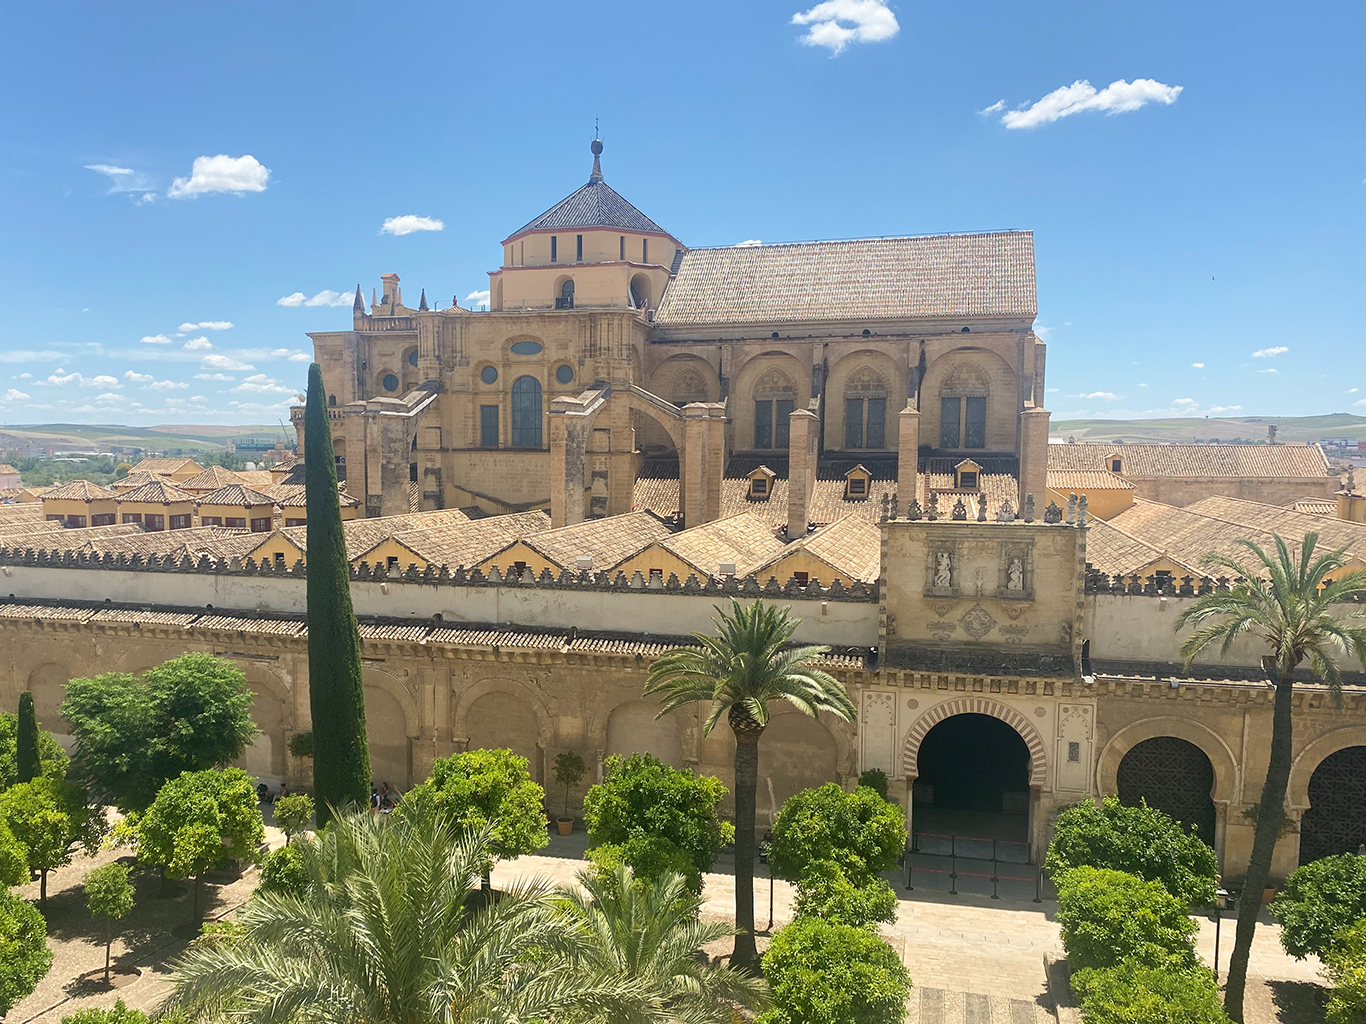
1,0,1362,426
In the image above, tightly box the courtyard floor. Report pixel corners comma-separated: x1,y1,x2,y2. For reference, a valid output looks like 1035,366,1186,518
5,818,1332,1024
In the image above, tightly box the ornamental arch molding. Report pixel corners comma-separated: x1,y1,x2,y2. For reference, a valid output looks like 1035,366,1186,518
1287,726,1366,809
359,666,421,739
1096,717,1238,804
450,675,554,749
900,698,1047,787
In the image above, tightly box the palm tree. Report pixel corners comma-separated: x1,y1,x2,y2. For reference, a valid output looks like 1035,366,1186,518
645,599,856,970
165,794,641,1024
1176,532,1366,1022
559,863,769,1023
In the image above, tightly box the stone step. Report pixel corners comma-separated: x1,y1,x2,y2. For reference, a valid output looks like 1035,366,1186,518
907,987,1056,1024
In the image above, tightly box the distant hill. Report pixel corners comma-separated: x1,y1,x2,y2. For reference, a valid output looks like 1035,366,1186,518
0,423,288,455
1050,413,1366,446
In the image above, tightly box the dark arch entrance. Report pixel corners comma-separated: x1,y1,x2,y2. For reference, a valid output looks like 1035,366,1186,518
914,713,1031,843
1299,746,1366,864
1116,736,1216,846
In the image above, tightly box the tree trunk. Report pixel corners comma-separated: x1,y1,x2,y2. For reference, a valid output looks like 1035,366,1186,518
39,868,46,907
191,874,202,925
1224,672,1296,1021
731,734,761,971
104,919,111,984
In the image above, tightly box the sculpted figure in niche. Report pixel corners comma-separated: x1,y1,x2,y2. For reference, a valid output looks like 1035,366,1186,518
1007,557,1025,592
934,551,953,589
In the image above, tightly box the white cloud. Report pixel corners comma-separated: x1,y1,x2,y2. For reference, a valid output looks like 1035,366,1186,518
278,289,352,307
790,0,898,54
140,334,174,345
179,320,233,332
1172,397,1198,407
1206,405,1243,414
1259,368,1279,374
1137,383,1149,388
380,215,444,236
16,373,31,380
82,375,121,389
232,373,295,395
93,392,124,403
124,371,155,384
1355,398,1366,407
1252,346,1288,358
465,289,490,309
200,354,255,372
1046,387,1059,393
167,154,270,198
85,163,155,201
287,352,312,363
183,337,213,351
1349,388,1359,394
1076,391,1120,400
38,369,81,387
999,78,1183,130
2,389,30,401
1191,362,1205,369
734,239,763,247
978,100,1006,117
146,379,188,391
194,372,236,381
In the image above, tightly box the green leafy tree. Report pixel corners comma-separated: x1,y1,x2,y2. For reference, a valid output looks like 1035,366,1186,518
1054,867,1199,974
0,778,106,905
60,999,149,1024
257,843,308,897
552,750,586,820
409,748,547,882
0,712,67,789
272,794,314,843
1269,854,1366,959
1324,920,1366,1024
15,693,39,785
0,819,29,887
286,731,314,760
61,654,259,812
582,753,732,893
793,859,899,929
1176,532,1366,1022
1045,796,1218,907
1071,964,1230,1024
857,768,889,800
305,362,370,827
129,767,264,924
768,782,906,887
165,796,641,1024
645,599,855,969
0,888,52,1016
559,863,769,1023
758,917,910,1024
84,863,134,984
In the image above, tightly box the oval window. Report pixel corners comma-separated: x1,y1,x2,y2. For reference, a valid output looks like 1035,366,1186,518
555,364,574,385
510,340,543,356
407,350,419,367
480,366,498,385
382,374,399,392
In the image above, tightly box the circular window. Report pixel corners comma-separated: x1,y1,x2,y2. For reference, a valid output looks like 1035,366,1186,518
407,350,419,367
555,364,574,385
510,340,544,356
480,366,498,385
382,374,399,392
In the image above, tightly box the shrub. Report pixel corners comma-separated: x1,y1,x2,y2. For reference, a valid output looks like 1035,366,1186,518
0,888,53,1016
1045,797,1217,907
1071,964,1230,1024
768,783,905,887
758,917,910,1024
552,751,586,820
1270,854,1366,960
794,859,898,928
582,754,731,893
60,1000,150,1024
273,794,314,842
410,748,548,866
286,732,314,760
258,843,308,897
1324,920,1366,1024
0,712,67,790
1054,867,1198,974
857,769,889,800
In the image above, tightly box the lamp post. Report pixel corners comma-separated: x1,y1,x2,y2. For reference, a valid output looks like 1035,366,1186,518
1212,886,1230,980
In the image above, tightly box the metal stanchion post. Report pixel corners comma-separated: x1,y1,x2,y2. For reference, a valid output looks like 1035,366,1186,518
949,835,958,896
1034,866,1043,904
991,839,1000,900
767,868,775,933
1212,887,1229,980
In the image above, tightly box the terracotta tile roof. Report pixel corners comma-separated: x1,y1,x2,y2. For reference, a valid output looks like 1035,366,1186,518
0,464,18,475
180,465,247,492
193,613,306,636
0,503,45,523
1285,498,1337,516
259,482,360,509
88,607,198,626
654,511,787,576
653,232,1037,327
771,514,883,584
1046,469,1134,492
354,510,553,568
1083,517,1188,576
45,479,118,501
129,457,203,476
1183,496,1366,557
111,472,158,492
57,526,264,562
234,470,277,488
117,479,195,504
197,483,277,507
1047,443,1331,479
510,510,674,572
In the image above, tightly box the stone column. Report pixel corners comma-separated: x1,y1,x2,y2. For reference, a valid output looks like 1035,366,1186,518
897,406,920,507
1018,407,1051,509
683,403,726,528
548,397,589,528
787,408,819,538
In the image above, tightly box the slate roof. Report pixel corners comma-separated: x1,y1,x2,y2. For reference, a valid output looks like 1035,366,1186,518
652,232,1037,327
1047,443,1331,479
506,180,669,241
45,480,118,501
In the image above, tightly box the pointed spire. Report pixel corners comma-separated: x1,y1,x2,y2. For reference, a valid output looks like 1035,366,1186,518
418,288,428,311
589,138,604,184
371,287,377,309
353,284,364,312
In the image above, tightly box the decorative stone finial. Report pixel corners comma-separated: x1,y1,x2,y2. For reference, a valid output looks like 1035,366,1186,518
1077,494,1089,526
951,497,967,521
1066,493,1078,524
1044,500,1063,524
907,498,923,520
976,497,988,522
1348,467,1357,493
927,493,939,521
589,138,604,184
997,499,1015,522
879,493,890,523
418,288,428,312
889,494,899,520
1023,494,1035,522
353,284,364,312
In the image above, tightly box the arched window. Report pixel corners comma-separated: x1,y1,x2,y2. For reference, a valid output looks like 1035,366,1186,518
328,394,336,407
671,369,708,408
752,369,795,449
844,367,888,449
556,279,575,309
939,364,989,450
511,376,543,448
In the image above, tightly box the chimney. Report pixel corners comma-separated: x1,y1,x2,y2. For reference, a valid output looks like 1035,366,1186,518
1018,407,1051,508
898,405,920,507
787,408,819,539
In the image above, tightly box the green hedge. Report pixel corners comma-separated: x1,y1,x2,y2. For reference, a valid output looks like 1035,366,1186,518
1072,964,1229,1024
1055,867,1198,974
758,917,910,1024
1270,854,1366,960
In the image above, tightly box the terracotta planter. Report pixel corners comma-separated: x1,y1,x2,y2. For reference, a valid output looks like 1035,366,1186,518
556,818,574,836
1262,886,1278,905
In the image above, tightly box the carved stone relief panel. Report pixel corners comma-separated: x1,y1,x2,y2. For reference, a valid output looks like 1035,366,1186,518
860,689,898,777
1055,702,1094,793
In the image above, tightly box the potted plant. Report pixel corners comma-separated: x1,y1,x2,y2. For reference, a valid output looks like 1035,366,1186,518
553,751,586,835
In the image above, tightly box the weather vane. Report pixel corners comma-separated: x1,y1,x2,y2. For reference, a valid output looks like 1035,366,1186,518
594,117,599,140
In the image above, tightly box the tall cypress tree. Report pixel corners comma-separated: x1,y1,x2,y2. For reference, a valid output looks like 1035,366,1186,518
304,363,370,826
15,692,39,784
